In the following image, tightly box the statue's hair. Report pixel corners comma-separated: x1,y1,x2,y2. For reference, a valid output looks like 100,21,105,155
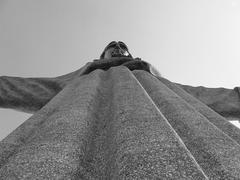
100,41,133,59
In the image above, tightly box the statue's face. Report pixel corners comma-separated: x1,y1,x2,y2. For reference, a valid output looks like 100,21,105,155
102,41,131,59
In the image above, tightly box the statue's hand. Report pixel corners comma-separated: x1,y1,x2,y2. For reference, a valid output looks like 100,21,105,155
80,57,155,76
82,57,135,75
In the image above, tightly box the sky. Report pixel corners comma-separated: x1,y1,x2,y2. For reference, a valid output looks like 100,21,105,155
0,0,240,140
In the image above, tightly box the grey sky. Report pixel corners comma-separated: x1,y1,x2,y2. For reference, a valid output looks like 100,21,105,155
0,0,240,140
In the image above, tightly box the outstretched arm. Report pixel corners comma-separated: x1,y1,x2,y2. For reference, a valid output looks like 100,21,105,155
0,76,63,113
0,61,94,113
178,84,240,120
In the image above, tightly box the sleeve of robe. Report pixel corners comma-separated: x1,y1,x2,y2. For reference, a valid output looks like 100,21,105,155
0,61,95,113
0,76,64,113
177,84,240,120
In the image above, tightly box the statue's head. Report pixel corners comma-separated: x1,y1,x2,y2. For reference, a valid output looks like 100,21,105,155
100,41,133,59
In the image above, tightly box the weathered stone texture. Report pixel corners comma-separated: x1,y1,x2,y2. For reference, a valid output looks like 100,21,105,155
0,61,240,179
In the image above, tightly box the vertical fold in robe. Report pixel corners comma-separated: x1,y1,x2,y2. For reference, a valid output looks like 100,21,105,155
158,76,240,145
0,67,208,179
133,70,240,179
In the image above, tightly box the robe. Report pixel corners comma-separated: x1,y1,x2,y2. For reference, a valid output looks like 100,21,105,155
0,57,240,179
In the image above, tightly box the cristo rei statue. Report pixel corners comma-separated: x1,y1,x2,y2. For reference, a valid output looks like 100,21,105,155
0,41,240,179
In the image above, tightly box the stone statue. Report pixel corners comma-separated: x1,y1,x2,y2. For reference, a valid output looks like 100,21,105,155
0,41,238,120
0,41,240,179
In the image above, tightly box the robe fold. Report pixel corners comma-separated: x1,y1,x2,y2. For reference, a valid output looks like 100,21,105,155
0,57,240,179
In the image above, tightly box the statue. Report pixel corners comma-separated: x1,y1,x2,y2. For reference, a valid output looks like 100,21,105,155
0,41,240,179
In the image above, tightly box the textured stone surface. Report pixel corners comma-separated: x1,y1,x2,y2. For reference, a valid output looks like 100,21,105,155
1,58,240,179
158,77,240,145
177,83,240,120
134,70,240,179
0,67,208,179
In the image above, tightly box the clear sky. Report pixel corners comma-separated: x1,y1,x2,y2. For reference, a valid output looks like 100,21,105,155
0,0,240,140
